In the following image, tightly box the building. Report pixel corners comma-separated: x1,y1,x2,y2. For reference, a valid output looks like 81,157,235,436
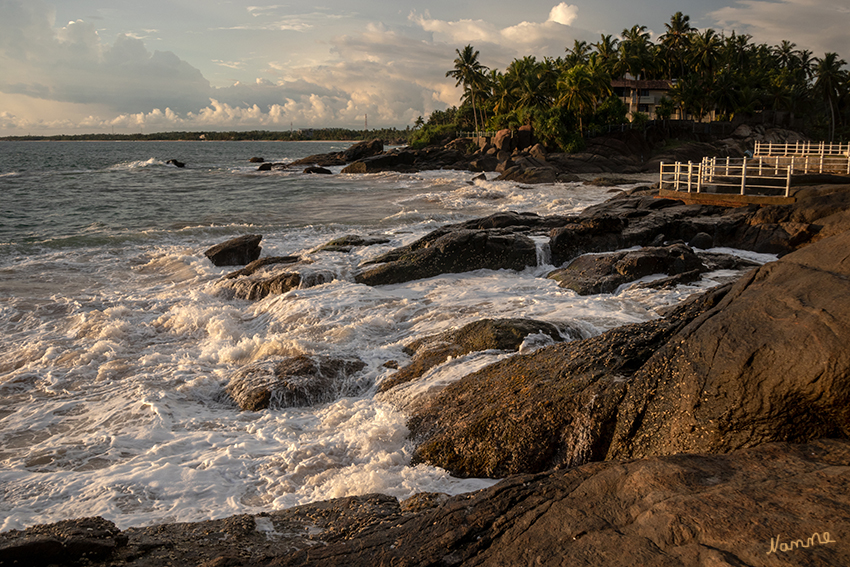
611,77,676,120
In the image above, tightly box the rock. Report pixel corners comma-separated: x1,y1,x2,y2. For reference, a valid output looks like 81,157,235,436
354,229,537,286
608,227,850,460
407,284,730,477
222,256,301,279
312,235,391,253
225,355,368,410
468,155,498,172
732,123,753,138
257,163,273,171
342,139,383,162
496,166,558,184
204,235,262,267
547,243,706,295
303,166,332,174
494,129,512,152
222,270,333,301
688,231,714,249
0,517,126,566
248,157,264,163
166,159,185,168
378,318,571,393
516,125,534,150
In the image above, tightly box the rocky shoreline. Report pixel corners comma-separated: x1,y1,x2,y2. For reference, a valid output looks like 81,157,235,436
4,135,850,566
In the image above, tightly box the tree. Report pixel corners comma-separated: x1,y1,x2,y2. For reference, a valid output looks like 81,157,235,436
558,64,596,132
813,52,848,141
565,39,591,68
659,12,693,79
592,34,620,73
446,45,489,133
688,29,722,80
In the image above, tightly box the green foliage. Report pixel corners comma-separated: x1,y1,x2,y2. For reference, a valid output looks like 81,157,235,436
591,95,628,126
407,123,457,149
630,112,650,126
655,96,676,119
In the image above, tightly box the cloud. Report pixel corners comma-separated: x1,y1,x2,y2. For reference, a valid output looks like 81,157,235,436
548,3,579,26
709,0,850,57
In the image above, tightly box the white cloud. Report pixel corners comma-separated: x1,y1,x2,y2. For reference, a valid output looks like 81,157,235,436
548,3,579,26
709,0,850,57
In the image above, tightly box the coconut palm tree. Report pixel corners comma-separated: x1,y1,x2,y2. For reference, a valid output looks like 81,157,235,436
659,11,694,79
813,52,848,141
565,39,591,68
558,64,596,132
592,34,620,73
446,45,489,133
688,29,722,80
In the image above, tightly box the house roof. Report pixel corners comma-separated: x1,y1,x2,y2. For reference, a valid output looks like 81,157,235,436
611,79,673,90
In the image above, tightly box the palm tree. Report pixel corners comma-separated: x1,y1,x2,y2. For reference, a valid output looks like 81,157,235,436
688,29,722,80
592,34,620,73
813,52,848,141
773,40,797,70
446,45,489,133
565,39,591,68
659,12,693,79
558,65,595,132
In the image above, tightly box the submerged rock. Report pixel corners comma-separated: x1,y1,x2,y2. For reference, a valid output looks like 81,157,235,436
225,355,368,410
312,235,391,253
204,235,262,267
222,269,333,301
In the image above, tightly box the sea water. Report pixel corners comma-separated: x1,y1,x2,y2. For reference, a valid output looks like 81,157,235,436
0,141,773,531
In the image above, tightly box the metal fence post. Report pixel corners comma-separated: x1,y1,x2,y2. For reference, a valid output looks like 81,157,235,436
659,162,664,189
697,162,702,193
740,157,748,195
688,161,693,193
675,162,681,190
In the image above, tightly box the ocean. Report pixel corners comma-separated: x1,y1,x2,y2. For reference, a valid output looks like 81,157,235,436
0,140,769,532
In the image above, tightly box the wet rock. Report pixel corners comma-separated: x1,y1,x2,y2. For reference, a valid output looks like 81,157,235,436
204,235,262,267
0,517,126,566
223,256,301,279
378,318,571,393
354,229,537,286
166,159,185,168
225,355,368,410
312,235,391,253
408,285,731,477
547,243,706,295
223,270,333,301
608,226,850,459
249,157,265,163
496,165,559,184
303,166,332,174
688,231,713,248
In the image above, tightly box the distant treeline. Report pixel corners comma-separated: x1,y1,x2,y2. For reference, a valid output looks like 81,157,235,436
0,128,409,143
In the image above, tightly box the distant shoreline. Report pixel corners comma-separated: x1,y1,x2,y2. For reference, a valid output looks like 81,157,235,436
0,129,407,144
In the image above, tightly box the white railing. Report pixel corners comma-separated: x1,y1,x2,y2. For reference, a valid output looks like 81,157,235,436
754,140,850,157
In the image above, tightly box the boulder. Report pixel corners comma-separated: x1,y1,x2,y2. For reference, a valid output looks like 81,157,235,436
468,155,498,172
204,235,262,267
547,243,706,295
165,159,185,168
312,235,391,253
225,355,367,410
303,166,332,174
378,318,571,393
516,125,534,150
354,229,537,286
494,129,512,152
407,284,730,477
342,139,383,162
222,270,333,301
0,517,126,566
496,166,558,184
223,256,300,279
248,157,264,163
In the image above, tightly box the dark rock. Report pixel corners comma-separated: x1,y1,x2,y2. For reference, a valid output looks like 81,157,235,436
378,318,570,394
688,231,714,248
165,159,185,168
257,162,273,171
257,162,288,171
354,229,537,286
223,256,301,279
342,139,383,162
496,166,558,184
608,227,850,460
407,285,730,477
547,243,706,295
223,270,333,301
204,235,262,267
303,166,332,174
468,155,498,172
312,235,391,253
225,355,368,410
249,157,265,163
0,517,126,566
494,129,512,152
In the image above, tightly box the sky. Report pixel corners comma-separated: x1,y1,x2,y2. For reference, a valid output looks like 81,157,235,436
1,0,848,135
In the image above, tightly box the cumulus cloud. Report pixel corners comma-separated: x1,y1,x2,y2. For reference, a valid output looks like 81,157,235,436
548,3,579,26
709,0,850,57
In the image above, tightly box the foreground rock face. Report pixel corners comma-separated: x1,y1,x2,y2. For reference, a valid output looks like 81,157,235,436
408,285,731,477
7,440,847,566
204,235,263,267
408,223,850,477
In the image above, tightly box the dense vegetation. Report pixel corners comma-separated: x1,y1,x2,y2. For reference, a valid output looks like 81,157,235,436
411,12,850,151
